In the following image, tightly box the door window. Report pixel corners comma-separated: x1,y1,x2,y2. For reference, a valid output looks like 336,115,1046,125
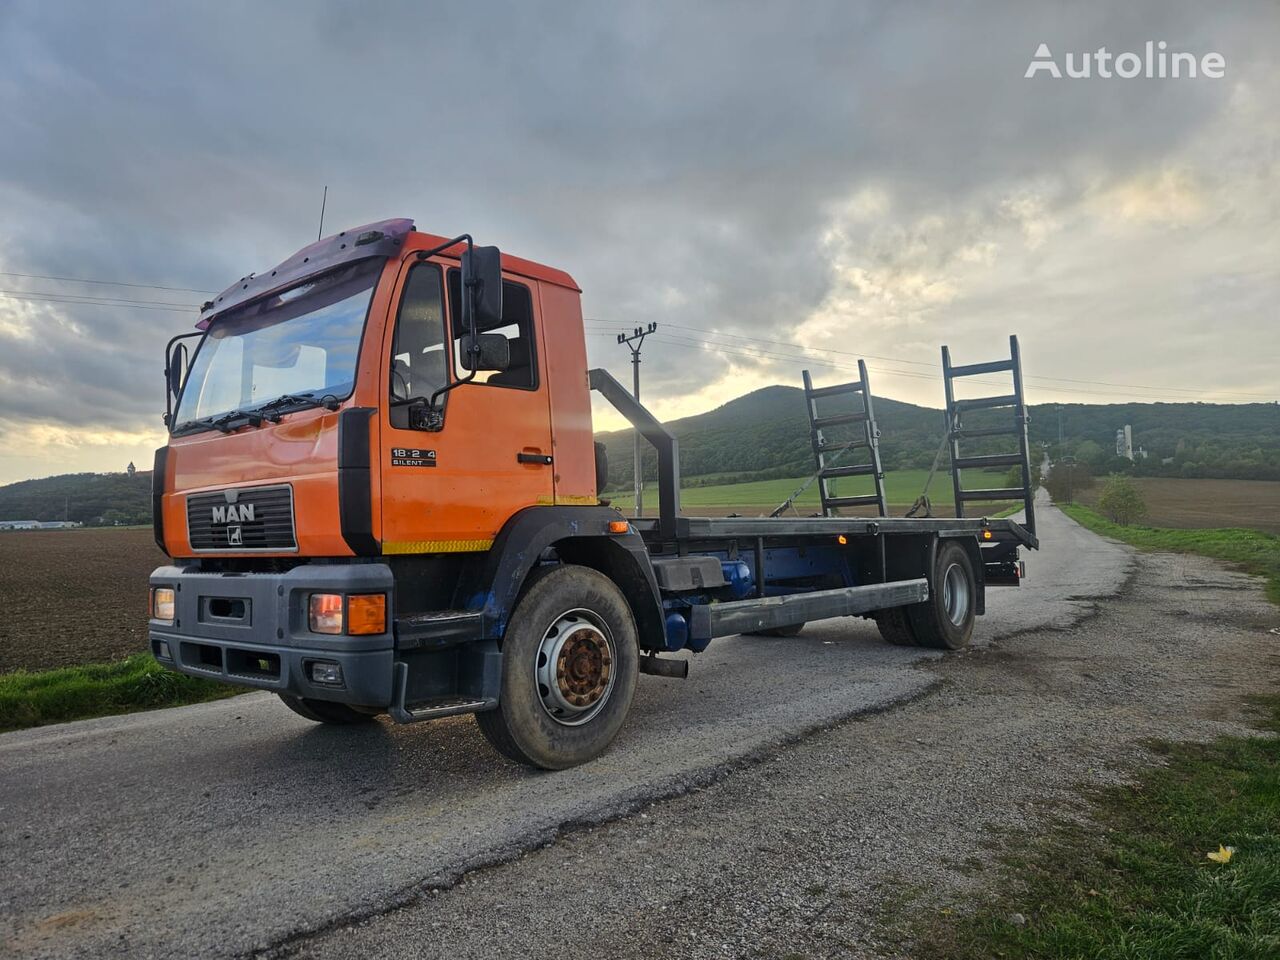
447,271,538,390
389,263,448,403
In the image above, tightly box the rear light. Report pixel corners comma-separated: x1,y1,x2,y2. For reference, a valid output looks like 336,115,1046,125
308,593,344,634
347,594,387,635
152,587,175,623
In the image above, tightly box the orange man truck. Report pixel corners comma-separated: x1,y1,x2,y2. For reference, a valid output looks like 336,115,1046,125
150,218,1037,768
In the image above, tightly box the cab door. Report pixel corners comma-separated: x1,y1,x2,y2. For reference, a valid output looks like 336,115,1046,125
378,258,554,553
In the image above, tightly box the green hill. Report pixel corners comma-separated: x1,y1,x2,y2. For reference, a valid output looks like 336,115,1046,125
598,386,1280,488
1,390,1274,522
0,471,152,525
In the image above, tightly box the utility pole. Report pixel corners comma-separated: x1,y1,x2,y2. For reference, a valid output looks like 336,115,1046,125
617,323,657,517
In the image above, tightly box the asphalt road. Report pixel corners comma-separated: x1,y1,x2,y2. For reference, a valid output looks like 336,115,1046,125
1,494,1130,959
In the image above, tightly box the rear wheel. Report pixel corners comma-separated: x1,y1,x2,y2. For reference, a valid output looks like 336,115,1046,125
906,540,977,650
476,564,639,769
874,607,918,646
277,694,379,724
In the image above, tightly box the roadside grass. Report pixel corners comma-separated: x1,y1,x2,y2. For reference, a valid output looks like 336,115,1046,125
0,653,241,733
1061,503,1280,606
906,696,1280,960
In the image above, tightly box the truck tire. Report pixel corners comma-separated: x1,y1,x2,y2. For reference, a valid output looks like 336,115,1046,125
905,540,977,650
873,607,918,646
748,623,805,637
476,564,639,769
277,694,378,724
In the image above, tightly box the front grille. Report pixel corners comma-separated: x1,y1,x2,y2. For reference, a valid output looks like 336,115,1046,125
186,485,297,552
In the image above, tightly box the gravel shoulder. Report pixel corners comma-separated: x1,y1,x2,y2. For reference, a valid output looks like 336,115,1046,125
276,526,1280,960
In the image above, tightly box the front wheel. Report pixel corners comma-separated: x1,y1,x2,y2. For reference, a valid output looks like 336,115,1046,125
476,564,639,769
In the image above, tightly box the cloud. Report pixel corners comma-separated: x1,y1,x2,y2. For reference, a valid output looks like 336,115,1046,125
0,0,1276,480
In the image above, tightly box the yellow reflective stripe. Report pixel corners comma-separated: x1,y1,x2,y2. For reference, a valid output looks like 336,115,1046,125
382,539,494,555
534,495,602,506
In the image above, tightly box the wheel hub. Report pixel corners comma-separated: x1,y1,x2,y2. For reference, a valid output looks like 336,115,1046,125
536,611,616,726
942,562,971,626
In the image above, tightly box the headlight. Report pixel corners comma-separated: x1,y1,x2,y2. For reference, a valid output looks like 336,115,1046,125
152,587,176,623
308,593,344,634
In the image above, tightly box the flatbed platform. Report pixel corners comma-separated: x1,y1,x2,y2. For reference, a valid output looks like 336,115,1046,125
631,515,1038,549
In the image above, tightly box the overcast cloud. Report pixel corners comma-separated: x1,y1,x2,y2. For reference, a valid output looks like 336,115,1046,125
0,0,1276,483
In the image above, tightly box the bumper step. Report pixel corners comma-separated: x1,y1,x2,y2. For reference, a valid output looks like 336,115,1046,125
392,695,497,723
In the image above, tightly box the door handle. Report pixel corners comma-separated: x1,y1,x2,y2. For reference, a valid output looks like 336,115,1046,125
517,452,553,465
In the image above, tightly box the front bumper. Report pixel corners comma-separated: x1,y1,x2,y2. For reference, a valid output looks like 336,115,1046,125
148,563,396,707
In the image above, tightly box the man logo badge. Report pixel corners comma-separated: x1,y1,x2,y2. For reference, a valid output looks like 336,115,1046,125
227,525,243,546
211,504,255,523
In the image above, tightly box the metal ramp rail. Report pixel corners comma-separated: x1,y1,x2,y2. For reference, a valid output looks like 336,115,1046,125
802,359,888,518
941,334,1036,537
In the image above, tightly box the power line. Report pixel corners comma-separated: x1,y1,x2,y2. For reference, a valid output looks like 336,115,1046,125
0,292,197,314
0,271,216,295
0,288,199,308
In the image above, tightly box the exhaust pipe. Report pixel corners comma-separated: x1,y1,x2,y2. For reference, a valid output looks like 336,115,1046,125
639,654,689,679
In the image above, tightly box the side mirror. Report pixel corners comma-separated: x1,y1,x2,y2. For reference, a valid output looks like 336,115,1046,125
461,245,503,331
459,333,511,372
167,343,188,398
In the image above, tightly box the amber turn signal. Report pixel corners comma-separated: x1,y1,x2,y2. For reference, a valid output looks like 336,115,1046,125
607,520,629,534
347,594,387,635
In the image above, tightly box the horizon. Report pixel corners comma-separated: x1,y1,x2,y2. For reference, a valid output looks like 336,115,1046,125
2,379,1275,488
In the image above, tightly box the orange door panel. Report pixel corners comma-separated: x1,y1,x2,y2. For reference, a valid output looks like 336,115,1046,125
377,259,554,552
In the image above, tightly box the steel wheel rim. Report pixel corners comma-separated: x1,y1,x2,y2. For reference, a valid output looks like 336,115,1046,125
534,608,616,726
942,562,970,627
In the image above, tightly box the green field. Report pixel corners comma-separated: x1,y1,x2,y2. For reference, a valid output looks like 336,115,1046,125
609,469,1016,513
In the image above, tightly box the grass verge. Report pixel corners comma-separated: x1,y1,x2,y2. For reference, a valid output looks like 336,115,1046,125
1060,503,1280,606
907,696,1280,959
0,654,242,733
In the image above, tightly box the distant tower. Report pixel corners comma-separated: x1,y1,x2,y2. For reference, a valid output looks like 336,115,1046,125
1114,426,1134,461
127,461,136,476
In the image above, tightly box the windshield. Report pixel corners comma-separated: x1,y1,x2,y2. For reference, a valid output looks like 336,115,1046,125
173,259,382,431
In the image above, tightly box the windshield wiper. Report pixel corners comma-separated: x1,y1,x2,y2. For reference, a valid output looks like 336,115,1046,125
253,392,341,415
211,409,268,432
171,393,341,436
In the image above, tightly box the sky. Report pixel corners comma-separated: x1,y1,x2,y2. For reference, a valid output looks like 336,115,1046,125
0,0,1276,485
